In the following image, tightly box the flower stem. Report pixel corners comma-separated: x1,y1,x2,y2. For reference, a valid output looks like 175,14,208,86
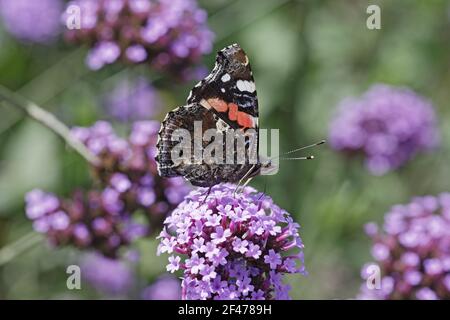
0,232,43,267
0,85,100,166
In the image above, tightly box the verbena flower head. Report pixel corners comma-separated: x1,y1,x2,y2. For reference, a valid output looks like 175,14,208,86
25,189,143,257
359,194,450,300
329,84,439,175
71,120,189,231
157,184,306,300
141,275,182,300
104,77,161,122
0,0,62,43
63,0,214,79
81,253,135,296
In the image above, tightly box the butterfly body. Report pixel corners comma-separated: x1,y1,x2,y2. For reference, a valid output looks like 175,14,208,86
156,44,271,187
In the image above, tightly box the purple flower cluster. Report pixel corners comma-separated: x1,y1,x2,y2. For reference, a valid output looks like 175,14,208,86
81,253,135,296
25,120,189,257
0,0,63,43
63,0,214,79
25,189,140,257
141,275,182,300
70,120,189,230
157,184,306,300
104,77,161,122
359,194,450,300
329,84,439,175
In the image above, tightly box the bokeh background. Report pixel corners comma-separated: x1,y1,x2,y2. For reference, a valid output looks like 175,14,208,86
1,0,450,299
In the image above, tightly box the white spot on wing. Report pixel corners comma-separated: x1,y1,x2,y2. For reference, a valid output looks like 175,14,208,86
221,74,231,82
236,80,255,93
247,81,256,93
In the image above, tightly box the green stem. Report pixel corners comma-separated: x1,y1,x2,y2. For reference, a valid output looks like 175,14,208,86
0,232,43,267
0,85,100,167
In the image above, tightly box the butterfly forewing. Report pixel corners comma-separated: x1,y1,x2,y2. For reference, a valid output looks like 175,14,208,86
187,44,259,131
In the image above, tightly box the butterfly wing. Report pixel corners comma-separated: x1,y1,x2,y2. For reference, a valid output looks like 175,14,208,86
156,44,262,187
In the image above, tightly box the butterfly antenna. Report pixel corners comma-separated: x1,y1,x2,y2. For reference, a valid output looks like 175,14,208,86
280,156,315,160
283,140,326,155
270,140,325,161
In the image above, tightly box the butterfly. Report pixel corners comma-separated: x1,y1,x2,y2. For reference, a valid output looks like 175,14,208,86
156,44,323,189
156,43,275,189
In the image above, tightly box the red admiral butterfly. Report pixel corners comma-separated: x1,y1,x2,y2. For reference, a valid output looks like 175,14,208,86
156,44,274,187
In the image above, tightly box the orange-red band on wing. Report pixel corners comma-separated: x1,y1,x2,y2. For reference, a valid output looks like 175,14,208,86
228,103,238,121
206,98,255,129
237,112,254,129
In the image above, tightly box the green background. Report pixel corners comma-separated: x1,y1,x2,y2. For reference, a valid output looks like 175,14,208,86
1,0,449,299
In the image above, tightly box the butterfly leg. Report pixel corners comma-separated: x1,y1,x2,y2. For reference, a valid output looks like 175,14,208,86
201,186,213,205
233,165,256,197
257,176,268,200
240,177,253,191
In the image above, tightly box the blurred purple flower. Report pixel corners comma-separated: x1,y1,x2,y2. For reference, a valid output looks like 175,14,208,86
0,0,62,43
81,253,134,296
359,194,450,300
25,189,140,257
64,0,214,79
104,78,161,122
157,184,306,300
329,84,439,175
25,120,189,256
71,121,190,230
86,41,121,70
141,276,182,300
